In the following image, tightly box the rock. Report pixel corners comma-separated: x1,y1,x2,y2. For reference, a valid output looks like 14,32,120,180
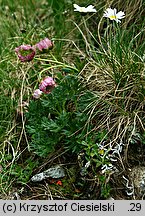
31,165,65,182
129,166,145,198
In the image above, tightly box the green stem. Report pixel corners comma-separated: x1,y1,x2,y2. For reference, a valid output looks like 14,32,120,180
35,57,79,73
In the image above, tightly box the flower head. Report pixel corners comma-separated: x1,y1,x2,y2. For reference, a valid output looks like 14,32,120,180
73,4,96,13
35,38,53,51
15,45,36,62
33,89,43,99
39,77,56,94
103,8,125,23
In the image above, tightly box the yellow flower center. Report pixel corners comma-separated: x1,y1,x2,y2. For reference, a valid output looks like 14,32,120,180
109,15,117,19
80,7,86,12
99,149,105,155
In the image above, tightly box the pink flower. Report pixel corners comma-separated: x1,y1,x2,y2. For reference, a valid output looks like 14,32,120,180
33,89,43,99
15,45,36,62
39,77,56,94
35,38,53,51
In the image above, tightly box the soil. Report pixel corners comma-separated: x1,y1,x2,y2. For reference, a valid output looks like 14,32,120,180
3,139,145,200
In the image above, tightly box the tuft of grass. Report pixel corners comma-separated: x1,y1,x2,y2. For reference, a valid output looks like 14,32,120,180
66,0,145,152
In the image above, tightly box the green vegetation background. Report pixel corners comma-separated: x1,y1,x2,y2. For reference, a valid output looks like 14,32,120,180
0,0,144,199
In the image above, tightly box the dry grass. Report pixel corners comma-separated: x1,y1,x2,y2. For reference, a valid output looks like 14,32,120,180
0,0,145,200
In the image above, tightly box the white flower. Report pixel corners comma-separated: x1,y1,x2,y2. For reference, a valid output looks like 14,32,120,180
73,4,96,13
98,143,108,157
103,8,125,23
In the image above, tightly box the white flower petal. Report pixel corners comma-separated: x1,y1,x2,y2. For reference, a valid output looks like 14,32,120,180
86,5,97,12
73,4,79,10
73,4,96,13
116,11,125,19
113,8,117,16
116,19,121,23
103,8,112,17
86,5,93,9
107,8,114,14
73,4,81,11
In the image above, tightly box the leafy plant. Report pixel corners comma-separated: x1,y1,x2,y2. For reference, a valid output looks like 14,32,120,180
26,74,94,157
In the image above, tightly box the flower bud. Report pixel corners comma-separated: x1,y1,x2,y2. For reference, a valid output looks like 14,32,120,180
33,89,43,99
35,38,53,51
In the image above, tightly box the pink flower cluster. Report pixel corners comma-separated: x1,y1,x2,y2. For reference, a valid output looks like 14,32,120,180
15,38,53,62
39,76,56,94
33,77,56,99
15,45,36,62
